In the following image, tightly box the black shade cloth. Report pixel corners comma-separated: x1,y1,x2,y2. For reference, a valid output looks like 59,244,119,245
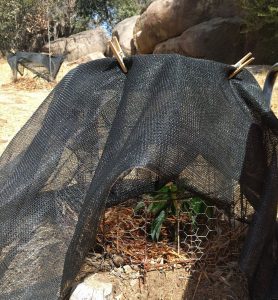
7,52,64,81
0,54,277,299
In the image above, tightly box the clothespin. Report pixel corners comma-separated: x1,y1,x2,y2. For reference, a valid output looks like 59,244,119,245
108,36,128,73
229,52,255,79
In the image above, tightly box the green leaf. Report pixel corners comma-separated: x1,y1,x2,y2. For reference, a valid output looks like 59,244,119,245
147,200,167,215
189,197,206,215
150,210,166,241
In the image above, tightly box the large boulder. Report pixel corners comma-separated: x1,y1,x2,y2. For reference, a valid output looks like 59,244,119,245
112,15,140,56
134,0,240,54
67,52,106,66
154,17,244,64
42,28,108,62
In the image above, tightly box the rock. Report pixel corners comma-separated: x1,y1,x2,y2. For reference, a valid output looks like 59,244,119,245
112,16,140,56
154,17,244,64
244,23,278,65
70,276,113,300
86,52,106,61
134,0,240,54
42,28,108,62
111,268,123,277
112,254,125,267
68,52,105,65
123,265,133,274
131,265,140,272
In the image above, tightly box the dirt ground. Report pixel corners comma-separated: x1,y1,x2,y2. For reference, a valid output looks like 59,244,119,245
79,264,248,300
0,58,277,299
0,59,77,154
76,233,249,300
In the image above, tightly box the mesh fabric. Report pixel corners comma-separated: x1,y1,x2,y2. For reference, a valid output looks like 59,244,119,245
0,54,277,299
7,52,64,81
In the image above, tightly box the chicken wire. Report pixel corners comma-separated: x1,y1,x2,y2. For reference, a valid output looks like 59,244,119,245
83,195,249,272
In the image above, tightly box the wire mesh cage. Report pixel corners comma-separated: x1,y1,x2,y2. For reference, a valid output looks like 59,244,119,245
77,183,251,287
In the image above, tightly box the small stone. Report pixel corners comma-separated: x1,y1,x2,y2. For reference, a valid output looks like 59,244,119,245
111,269,122,277
131,265,140,271
123,265,132,274
112,255,124,267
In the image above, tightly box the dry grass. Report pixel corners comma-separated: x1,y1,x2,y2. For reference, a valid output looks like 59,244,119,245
2,77,56,91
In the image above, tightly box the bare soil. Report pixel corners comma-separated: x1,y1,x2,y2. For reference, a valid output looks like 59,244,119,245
0,59,77,154
82,264,248,300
